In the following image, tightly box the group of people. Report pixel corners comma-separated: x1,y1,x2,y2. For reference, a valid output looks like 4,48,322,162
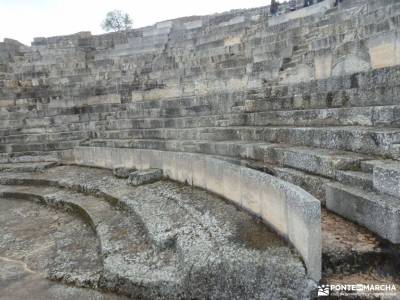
270,0,344,16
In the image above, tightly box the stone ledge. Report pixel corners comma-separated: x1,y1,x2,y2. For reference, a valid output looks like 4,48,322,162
373,161,400,198
326,182,400,244
62,146,322,281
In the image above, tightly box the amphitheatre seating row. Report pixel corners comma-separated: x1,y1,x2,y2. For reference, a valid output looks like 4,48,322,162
0,163,313,298
61,146,322,281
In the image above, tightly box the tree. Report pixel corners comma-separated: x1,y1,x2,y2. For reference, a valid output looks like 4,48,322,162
101,10,133,32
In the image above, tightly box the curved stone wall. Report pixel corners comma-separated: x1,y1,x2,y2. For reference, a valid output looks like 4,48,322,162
63,146,322,281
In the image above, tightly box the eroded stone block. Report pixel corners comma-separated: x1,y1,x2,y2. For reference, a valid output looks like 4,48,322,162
128,168,163,186
113,167,137,179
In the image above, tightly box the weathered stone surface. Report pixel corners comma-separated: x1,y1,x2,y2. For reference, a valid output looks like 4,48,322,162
373,161,400,198
128,168,163,186
274,167,332,204
0,195,116,299
65,146,322,281
326,182,400,243
112,167,137,179
335,170,373,191
0,162,57,173
273,146,367,178
0,165,313,299
321,208,400,282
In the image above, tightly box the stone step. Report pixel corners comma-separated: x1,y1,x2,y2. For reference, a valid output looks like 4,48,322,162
0,150,61,164
274,81,399,111
273,146,369,178
360,160,383,173
372,160,400,198
128,169,163,186
3,70,400,122
86,138,370,178
0,114,81,130
0,162,57,173
293,44,308,52
335,170,374,191
0,140,82,154
2,103,400,139
105,105,400,129
52,100,400,128
274,167,332,205
2,79,400,128
0,131,90,144
325,182,400,244
93,125,400,158
0,184,180,298
312,11,400,52
0,103,127,121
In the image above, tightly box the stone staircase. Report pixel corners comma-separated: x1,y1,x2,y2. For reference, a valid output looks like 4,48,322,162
327,160,400,243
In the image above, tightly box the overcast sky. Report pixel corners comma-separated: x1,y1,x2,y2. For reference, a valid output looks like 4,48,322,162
0,0,270,45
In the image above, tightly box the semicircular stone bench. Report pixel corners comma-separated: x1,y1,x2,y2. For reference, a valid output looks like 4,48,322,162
62,146,322,281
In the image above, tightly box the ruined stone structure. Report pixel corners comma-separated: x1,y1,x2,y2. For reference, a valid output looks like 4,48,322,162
1,0,400,298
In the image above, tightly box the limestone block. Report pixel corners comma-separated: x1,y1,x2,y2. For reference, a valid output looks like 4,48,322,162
275,147,364,178
314,53,332,80
143,86,182,100
191,156,208,191
184,20,203,30
281,64,314,84
220,16,245,27
332,54,370,77
156,20,173,29
113,167,137,179
205,158,224,196
221,162,242,206
224,36,242,47
373,161,400,198
275,167,331,204
87,94,121,105
128,169,163,186
0,99,14,107
285,185,321,281
259,181,287,234
326,182,400,244
368,31,400,69
131,91,144,102
240,168,262,215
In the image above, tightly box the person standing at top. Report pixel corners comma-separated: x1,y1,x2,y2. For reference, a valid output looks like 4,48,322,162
288,0,296,11
335,0,343,6
270,0,279,16
304,0,314,7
